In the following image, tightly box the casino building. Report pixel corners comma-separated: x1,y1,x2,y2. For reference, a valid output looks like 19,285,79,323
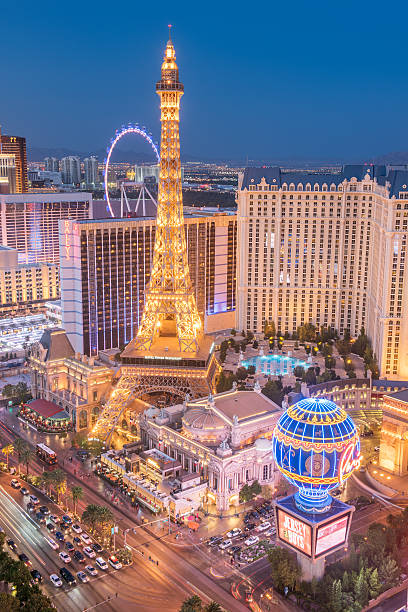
138,388,282,512
237,165,408,379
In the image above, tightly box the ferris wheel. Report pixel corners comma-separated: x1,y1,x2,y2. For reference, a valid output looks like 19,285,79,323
103,124,160,218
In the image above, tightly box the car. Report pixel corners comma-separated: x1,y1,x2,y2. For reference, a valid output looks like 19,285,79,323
30,569,43,583
95,557,108,570
7,539,17,552
61,515,73,526
35,512,46,524
59,551,71,563
50,573,63,587
207,536,223,546
49,514,60,524
18,553,31,566
10,479,21,489
77,570,89,583
46,522,55,533
80,533,91,545
29,495,39,505
55,531,65,542
108,555,122,570
256,521,271,533
45,537,59,550
251,511,260,519
244,523,256,532
20,487,29,496
227,528,242,538
219,539,233,550
73,536,82,547
72,524,82,534
59,567,76,585
85,564,98,576
73,550,85,563
65,541,75,552
245,535,259,547
83,546,96,558
26,502,35,513
264,528,276,537
228,545,242,556
39,505,49,515
91,542,103,553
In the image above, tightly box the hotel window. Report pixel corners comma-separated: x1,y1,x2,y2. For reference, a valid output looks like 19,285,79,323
263,465,268,480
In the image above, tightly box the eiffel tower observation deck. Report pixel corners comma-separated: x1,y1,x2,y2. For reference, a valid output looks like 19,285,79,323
91,31,220,443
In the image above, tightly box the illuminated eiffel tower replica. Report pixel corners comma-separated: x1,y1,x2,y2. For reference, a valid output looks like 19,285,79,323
91,31,220,443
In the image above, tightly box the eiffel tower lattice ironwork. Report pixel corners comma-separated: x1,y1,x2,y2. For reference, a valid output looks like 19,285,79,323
90,32,220,443
133,30,202,353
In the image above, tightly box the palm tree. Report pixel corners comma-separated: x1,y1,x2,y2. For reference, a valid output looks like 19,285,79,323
82,504,101,533
204,603,222,612
51,469,66,504
97,505,114,534
13,439,27,475
71,486,83,517
1,444,14,471
20,446,33,476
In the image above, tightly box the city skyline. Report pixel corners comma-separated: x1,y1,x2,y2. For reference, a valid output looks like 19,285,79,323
2,0,408,162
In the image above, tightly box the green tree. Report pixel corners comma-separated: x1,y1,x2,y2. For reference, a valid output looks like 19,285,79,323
239,484,252,503
268,546,300,593
71,486,83,517
293,365,305,379
329,578,343,612
204,603,222,612
236,366,248,381
297,323,317,342
251,480,261,497
0,592,19,611
40,471,54,496
179,595,203,612
305,367,317,385
262,380,284,405
82,504,101,533
1,384,15,399
378,555,399,590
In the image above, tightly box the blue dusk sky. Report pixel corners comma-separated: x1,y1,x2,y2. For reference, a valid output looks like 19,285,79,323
1,0,407,162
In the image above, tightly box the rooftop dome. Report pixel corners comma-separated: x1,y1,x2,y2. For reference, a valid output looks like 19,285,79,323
182,403,229,444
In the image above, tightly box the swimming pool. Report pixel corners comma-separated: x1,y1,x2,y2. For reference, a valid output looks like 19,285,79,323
241,353,309,376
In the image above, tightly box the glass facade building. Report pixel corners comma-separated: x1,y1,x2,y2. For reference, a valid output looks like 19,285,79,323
60,213,237,355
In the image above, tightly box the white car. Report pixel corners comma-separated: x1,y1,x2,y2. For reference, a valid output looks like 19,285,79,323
227,528,242,538
83,546,95,558
95,557,108,570
45,537,59,550
85,565,98,577
264,528,276,537
256,521,271,532
80,533,91,545
49,573,62,587
77,571,89,583
72,524,82,534
10,479,21,489
218,539,233,550
59,551,71,563
29,495,39,505
49,514,60,524
108,555,122,570
245,535,259,547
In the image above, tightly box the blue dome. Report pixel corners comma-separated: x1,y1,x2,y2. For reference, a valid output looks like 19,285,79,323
273,397,361,513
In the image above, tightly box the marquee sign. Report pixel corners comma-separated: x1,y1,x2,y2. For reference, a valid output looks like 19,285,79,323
277,509,312,557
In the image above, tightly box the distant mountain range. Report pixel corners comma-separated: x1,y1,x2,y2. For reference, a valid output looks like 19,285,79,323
28,146,204,164
370,152,408,165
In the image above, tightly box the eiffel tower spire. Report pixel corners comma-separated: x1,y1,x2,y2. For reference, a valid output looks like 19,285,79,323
131,34,202,353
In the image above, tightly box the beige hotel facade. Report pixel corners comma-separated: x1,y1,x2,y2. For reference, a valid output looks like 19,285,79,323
236,165,408,380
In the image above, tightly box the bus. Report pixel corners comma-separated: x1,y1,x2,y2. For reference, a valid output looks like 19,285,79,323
36,443,57,465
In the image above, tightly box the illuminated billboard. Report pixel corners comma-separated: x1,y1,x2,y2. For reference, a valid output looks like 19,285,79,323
277,509,312,557
315,514,349,557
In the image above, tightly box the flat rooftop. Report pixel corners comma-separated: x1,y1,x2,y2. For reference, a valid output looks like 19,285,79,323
121,333,214,361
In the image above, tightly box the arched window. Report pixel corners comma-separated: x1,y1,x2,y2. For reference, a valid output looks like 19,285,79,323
314,184,319,191
306,183,311,191
322,183,328,192
282,183,287,191
79,410,88,429
297,183,303,191
289,183,295,191
330,184,336,191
